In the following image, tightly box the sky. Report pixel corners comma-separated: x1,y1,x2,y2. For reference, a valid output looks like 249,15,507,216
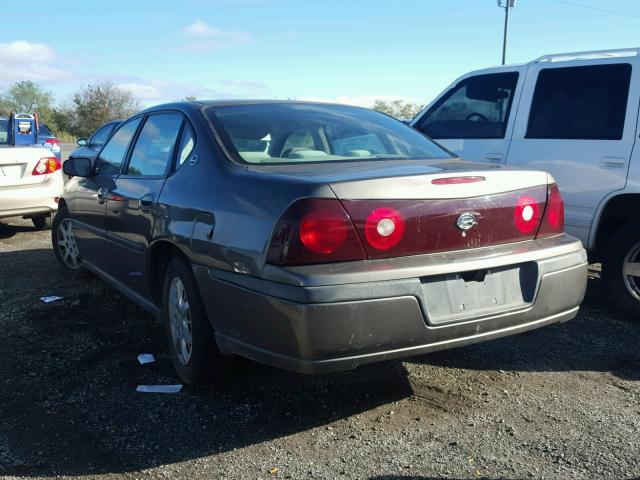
2,0,640,108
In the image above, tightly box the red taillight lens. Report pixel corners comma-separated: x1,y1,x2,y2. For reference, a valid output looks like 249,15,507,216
267,199,366,265
32,157,61,176
299,209,348,254
537,183,564,237
364,208,405,250
514,195,541,234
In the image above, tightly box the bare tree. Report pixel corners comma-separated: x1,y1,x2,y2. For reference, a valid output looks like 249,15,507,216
372,100,423,120
72,82,140,138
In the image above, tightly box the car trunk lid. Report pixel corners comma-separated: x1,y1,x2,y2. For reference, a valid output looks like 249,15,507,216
0,146,53,187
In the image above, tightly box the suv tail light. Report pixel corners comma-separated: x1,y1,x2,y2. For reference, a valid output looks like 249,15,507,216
266,199,366,265
537,183,564,237
32,157,61,176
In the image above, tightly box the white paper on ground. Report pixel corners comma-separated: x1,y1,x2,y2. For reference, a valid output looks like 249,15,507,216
40,296,64,303
137,354,156,365
136,384,182,394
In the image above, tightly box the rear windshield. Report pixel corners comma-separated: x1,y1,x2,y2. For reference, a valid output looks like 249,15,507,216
0,119,7,145
205,103,452,164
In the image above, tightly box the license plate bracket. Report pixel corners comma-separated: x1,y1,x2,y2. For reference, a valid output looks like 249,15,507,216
420,262,538,325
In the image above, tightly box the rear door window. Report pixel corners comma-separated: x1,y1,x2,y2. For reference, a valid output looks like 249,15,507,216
526,64,631,140
415,72,519,139
126,113,183,177
94,117,142,176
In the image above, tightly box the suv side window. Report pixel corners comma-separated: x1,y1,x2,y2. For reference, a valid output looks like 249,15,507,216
94,117,142,176
126,113,183,176
526,64,632,140
415,72,519,139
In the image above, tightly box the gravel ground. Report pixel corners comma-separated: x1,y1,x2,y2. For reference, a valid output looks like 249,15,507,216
0,217,638,480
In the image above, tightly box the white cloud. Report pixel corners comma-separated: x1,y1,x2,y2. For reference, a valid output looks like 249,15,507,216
117,78,236,105
184,20,217,37
297,94,422,109
220,79,266,91
183,20,250,50
0,41,72,84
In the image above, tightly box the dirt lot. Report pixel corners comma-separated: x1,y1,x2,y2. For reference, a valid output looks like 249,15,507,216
0,217,639,480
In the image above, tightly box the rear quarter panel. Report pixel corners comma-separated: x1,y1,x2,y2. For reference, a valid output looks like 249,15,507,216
154,127,334,277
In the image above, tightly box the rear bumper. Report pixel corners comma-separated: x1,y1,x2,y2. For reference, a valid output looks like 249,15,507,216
194,235,588,374
0,173,63,219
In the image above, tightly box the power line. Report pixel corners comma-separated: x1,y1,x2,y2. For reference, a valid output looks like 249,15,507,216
549,0,640,21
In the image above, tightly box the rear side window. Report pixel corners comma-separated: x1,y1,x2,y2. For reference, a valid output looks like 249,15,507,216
415,72,519,139
127,113,183,176
177,121,196,166
526,64,631,140
95,117,142,176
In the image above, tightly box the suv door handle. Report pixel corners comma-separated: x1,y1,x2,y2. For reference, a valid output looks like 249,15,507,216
139,194,155,211
600,156,627,168
484,153,504,162
97,188,107,204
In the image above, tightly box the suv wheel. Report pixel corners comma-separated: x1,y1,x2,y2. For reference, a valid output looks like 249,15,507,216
32,214,52,230
51,207,89,278
162,257,236,385
603,223,640,319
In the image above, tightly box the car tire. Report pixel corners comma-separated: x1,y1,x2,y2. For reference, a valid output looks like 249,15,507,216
51,207,90,279
162,257,236,385
603,223,640,320
32,213,53,230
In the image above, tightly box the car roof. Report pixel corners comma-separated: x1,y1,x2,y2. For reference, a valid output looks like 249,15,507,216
139,99,372,116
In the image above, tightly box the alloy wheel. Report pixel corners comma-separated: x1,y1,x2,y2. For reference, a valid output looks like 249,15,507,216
57,219,82,269
168,277,193,365
622,241,640,303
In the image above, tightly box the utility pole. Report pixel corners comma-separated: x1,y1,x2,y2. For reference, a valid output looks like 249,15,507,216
498,0,517,65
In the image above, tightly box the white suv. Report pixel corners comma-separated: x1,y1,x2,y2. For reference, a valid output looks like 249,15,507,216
411,48,640,316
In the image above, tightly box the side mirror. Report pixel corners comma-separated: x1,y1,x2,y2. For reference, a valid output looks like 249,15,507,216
77,138,87,146
63,157,93,177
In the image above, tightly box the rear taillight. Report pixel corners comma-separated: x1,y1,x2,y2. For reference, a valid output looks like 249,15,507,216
514,195,541,234
32,157,61,176
267,199,366,265
364,208,405,250
342,186,548,260
537,183,564,237
266,185,560,266
44,138,61,153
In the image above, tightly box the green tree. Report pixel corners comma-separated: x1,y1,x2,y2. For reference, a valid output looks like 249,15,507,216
372,99,423,120
0,80,58,130
72,82,140,138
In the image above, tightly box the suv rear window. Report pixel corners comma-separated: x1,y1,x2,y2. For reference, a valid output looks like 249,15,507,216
206,103,451,164
526,64,631,140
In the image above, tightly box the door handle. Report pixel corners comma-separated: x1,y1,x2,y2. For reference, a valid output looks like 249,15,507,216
139,194,155,211
97,188,107,204
600,156,627,168
484,153,504,162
